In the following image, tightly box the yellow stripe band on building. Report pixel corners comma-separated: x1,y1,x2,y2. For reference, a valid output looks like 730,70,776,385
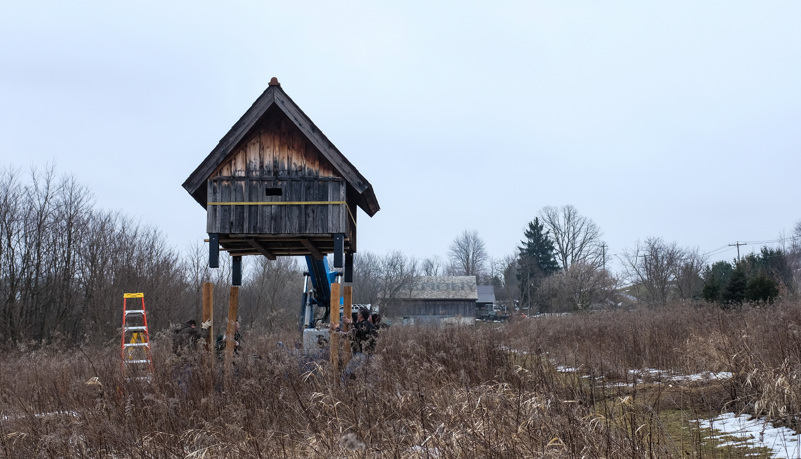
207,201,356,226
208,201,347,206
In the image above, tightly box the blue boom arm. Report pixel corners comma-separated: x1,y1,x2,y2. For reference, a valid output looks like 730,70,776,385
300,256,339,329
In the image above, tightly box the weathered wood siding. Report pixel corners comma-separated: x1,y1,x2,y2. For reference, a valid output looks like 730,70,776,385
207,177,347,235
382,300,477,319
206,108,351,235
213,107,338,179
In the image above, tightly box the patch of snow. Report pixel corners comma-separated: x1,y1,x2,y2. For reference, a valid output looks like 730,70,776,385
555,366,733,387
1,410,78,422
630,368,732,383
499,345,529,355
556,366,580,373
408,445,441,457
698,412,801,458
683,371,733,382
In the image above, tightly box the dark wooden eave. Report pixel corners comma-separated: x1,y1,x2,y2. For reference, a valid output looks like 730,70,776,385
218,234,343,259
182,79,380,217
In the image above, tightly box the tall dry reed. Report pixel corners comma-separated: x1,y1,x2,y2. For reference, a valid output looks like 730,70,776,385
6,299,801,457
0,321,682,458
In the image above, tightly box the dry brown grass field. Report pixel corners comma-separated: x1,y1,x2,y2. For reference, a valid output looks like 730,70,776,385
2,300,801,458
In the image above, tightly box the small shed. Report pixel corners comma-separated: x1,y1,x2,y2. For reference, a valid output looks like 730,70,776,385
182,78,379,278
381,276,477,326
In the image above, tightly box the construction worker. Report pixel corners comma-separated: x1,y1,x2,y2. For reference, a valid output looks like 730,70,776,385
171,318,211,395
172,319,212,355
343,308,377,355
216,319,242,356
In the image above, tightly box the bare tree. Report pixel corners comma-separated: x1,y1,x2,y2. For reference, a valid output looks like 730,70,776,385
0,166,23,344
0,165,195,344
352,251,419,306
673,248,707,300
352,251,382,305
422,255,445,276
240,256,302,332
19,165,58,342
49,174,92,339
795,220,801,245
490,254,520,310
380,250,419,301
620,237,688,305
535,262,618,312
448,230,488,278
538,205,604,270
184,241,213,292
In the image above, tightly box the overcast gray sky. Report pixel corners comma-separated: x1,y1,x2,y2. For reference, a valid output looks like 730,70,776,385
1,1,799,274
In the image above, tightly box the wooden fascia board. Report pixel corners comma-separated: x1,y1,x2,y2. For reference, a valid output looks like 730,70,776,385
181,87,278,206
345,182,380,218
360,186,380,217
273,88,380,217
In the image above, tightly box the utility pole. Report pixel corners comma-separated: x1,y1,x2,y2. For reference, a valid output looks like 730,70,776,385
729,241,747,262
601,244,608,271
639,254,650,277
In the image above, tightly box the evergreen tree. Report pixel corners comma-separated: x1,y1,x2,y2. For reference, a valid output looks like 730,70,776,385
701,261,733,303
759,247,794,295
701,268,720,303
517,218,560,312
746,273,779,304
722,262,747,306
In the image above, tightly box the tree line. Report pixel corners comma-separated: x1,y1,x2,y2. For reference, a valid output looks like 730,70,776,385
2,165,799,347
428,206,800,313
0,166,309,347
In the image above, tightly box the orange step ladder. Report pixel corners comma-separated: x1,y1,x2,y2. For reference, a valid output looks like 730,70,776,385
121,293,154,381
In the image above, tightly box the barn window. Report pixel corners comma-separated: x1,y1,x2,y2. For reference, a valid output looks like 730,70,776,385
265,187,283,196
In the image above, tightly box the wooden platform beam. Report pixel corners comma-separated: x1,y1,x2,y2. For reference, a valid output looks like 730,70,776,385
247,239,277,260
300,238,324,260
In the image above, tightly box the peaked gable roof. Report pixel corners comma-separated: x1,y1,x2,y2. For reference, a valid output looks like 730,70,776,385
182,78,380,217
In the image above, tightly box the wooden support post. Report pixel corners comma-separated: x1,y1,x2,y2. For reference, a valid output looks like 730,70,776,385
224,286,239,387
202,283,213,352
343,285,353,366
330,282,340,370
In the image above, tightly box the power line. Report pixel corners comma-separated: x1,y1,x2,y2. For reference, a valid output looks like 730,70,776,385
703,245,734,257
704,234,800,259
729,241,747,261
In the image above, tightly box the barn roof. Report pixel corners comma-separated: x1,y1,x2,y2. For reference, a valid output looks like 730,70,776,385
182,77,380,217
477,285,496,303
393,276,478,300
